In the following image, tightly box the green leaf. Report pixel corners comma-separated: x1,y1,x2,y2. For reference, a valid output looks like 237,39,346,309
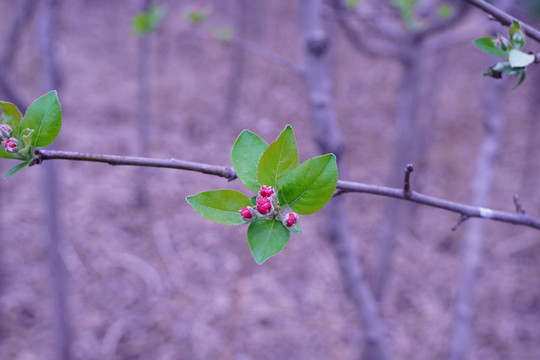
257,125,298,189
4,158,32,179
231,130,268,192
19,91,62,148
474,37,508,58
281,154,338,215
186,190,252,225
508,49,535,68
512,70,526,90
132,4,165,36
247,218,290,264
0,102,22,131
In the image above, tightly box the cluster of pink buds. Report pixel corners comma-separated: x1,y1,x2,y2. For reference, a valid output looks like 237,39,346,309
239,185,298,229
0,124,18,153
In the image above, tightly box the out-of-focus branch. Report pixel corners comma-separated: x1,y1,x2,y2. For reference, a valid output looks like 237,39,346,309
226,38,304,76
330,0,412,60
33,149,540,231
415,1,469,41
448,11,508,355
463,0,540,43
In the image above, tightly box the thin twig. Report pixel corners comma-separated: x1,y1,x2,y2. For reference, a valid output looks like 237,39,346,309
227,38,304,77
463,0,540,43
403,163,414,197
33,149,540,231
513,194,526,214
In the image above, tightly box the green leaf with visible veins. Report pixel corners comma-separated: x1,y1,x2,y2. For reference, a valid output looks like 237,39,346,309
257,125,298,189
19,91,62,148
247,218,290,264
186,190,252,225
231,130,268,192
281,154,338,215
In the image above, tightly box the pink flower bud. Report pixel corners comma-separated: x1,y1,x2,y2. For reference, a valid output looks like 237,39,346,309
4,137,18,153
0,124,12,140
240,206,253,220
285,213,297,227
256,197,272,215
259,185,274,198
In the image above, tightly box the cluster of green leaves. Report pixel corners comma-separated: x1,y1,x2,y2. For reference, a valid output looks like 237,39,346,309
474,20,536,89
132,4,165,36
0,91,62,178
186,126,338,264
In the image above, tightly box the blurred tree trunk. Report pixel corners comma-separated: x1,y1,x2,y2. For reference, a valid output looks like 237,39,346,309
448,8,510,356
300,1,389,359
39,0,71,359
0,0,38,110
372,45,421,301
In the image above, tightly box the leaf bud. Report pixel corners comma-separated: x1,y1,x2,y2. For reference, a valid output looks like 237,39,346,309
0,124,12,140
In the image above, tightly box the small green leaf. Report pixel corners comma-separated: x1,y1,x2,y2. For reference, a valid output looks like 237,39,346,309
437,3,454,19
512,70,526,90
247,218,290,264
474,37,508,58
184,5,211,25
257,125,298,189
132,4,165,36
281,154,338,215
19,91,62,148
508,49,535,68
231,130,268,192
4,158,32,179
186,190,252,225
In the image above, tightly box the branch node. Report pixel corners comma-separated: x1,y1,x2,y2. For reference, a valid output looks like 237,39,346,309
452,214,469,231
224,166,237,182
403,163,414,197
513,194,526,214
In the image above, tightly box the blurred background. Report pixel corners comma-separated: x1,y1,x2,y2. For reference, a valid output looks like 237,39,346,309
0,0,539,359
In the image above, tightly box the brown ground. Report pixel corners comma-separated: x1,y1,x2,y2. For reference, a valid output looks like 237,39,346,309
0,1,539,359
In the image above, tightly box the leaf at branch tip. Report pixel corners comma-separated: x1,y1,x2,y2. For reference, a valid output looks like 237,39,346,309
247,218,290,264
231,130,268,192
257,125,298,189
281,154,338,215
186,190,252,225
508,49,535,68
474,37,508,58
4,158,32,179
19,91,62,148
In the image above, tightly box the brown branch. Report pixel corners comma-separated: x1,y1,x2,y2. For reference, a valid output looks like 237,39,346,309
33,149,540,231
463,0,540,43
